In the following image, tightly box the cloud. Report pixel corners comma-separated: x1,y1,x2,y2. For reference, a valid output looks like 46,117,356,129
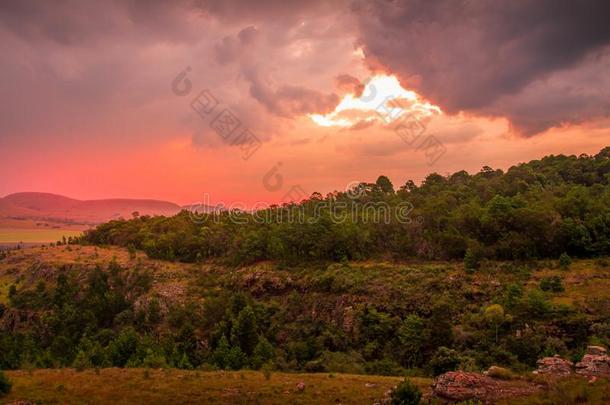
353,0,610,135
335,74,365,97
243,66,339,117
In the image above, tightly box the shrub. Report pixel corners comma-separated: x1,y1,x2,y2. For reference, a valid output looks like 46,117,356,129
540,276,564,292
73,350,92,371
0,370,11,396
261,362,273,380
485,366,516,380
365,358,405,376
464,249,480,273
390,379,422,405
430,347,460,376
559,253,571,269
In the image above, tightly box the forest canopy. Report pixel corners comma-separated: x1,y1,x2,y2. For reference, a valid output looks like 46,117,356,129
83,147,610,264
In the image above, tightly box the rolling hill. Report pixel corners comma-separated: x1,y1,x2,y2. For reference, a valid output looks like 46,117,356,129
0,192,182,225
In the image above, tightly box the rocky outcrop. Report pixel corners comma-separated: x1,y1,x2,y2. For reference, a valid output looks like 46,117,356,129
585,345,607,356
575,346,610,379
432,371,539,403
533,355,573,377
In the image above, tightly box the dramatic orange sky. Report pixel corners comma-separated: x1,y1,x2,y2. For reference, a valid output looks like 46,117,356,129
1,0,610,206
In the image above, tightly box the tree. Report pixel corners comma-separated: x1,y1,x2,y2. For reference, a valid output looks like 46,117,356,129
376,175,395,194
429,347,460,376
252,336,275,369
211,335,231,369
397,315,426,368
484,304,508,344
231,306,259,356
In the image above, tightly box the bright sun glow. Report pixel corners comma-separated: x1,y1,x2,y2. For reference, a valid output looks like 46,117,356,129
310,75,442,128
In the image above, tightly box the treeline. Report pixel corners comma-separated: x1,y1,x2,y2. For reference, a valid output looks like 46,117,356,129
83,148,610,264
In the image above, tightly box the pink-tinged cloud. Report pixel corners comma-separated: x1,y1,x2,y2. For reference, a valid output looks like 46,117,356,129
1,0,610,205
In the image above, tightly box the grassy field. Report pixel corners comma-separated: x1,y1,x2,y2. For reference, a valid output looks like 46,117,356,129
2,369,608,404
0,228,83,244
1,369,416,404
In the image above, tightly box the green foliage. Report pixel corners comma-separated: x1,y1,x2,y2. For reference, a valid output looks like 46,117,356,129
540,276,564,292
252,336,275,369
464,249,480,273
559,252,572,269
429,347,460,376
0,370,11,395
81,148,610,264
390,379,422,405
484,304,508,343
231,306,258,356
376,175,395,194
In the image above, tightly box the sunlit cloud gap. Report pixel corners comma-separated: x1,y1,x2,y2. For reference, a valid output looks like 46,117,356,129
309,75,442,128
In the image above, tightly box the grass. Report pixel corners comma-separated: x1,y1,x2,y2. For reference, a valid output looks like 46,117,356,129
0,228,83,243
498,377,610,405
1,368,424,405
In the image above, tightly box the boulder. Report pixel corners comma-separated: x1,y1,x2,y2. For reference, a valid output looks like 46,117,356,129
296,381,305,392
585,345,607,356
432,371,539,403
533,355,573,377
575,347,610,379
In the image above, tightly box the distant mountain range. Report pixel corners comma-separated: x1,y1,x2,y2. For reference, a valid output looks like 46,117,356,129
0,192,184,225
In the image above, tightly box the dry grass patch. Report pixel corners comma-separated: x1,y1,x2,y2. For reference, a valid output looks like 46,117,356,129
2,368,428,405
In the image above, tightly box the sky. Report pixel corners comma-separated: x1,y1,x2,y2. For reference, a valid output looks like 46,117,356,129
1,0,610,206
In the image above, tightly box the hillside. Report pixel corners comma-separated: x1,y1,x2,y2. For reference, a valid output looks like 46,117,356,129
0,192,182,225
1,246,609,371
0,245,609,403
83,148,610,264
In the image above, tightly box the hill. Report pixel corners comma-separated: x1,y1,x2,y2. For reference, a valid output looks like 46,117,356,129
0,245,609,403
1,245,609,373
83,147,610,264
0,192,182,225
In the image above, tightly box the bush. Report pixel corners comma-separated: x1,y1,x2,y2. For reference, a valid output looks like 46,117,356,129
559,253,571,269
365,358,405,376
540,276,564,292
261,362,273,380
464,249,480,273
485,366,517,380
0,370,11,396
391,379,422,405
430,347,460,376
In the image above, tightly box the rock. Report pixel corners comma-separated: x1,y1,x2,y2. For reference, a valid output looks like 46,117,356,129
585,345,607,356
296,381,305,392
533,355,573,377
433,371,500,401
432,371,540,403
575,352,610,379
365,382,378,388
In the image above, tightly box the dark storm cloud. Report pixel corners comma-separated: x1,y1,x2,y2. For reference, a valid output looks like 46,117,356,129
353,0,610,135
